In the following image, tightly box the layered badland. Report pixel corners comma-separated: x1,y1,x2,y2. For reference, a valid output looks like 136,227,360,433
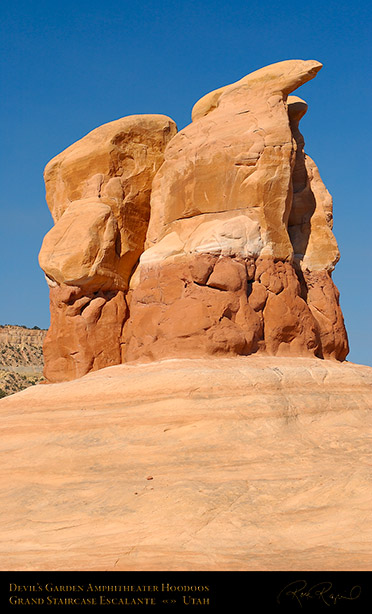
1,61,371,572
0,325,46,396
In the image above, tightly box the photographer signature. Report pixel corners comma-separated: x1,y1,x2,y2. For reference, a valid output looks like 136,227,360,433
277,580,361,607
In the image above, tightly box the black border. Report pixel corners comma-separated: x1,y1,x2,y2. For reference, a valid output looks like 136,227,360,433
1,570,371,612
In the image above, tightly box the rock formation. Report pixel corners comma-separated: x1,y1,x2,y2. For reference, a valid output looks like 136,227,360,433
39,60,348,382
39,115,177,381
2,61,369,574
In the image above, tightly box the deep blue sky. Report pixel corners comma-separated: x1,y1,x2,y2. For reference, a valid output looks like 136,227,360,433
1,0,371,365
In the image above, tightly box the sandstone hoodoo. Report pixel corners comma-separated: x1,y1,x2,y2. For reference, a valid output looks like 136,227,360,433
39,115,177,382
39,60,348,382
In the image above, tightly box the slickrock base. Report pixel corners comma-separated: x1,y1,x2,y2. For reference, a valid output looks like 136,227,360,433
1,356,371,571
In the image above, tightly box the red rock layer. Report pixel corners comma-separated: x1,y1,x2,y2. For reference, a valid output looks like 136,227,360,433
124,255,348,362
43,285,127,382
303,269,349,360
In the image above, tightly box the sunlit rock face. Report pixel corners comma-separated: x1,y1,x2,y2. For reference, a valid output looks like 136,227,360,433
125,60,348,363
39,60,348,382
39,115,177,381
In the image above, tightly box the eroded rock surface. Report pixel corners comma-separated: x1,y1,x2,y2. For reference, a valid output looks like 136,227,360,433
128,60,348,363
39,60,348,381
39,115,177,381
43,285,127,382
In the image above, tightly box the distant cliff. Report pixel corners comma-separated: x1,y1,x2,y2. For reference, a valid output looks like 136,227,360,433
0,325,46,396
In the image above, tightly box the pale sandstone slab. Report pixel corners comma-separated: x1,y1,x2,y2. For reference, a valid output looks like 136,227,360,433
0,357,371,571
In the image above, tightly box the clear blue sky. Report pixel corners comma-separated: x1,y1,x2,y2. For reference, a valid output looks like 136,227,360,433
1,0,371,365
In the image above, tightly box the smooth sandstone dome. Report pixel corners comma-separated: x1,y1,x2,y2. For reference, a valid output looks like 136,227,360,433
1,357,372,571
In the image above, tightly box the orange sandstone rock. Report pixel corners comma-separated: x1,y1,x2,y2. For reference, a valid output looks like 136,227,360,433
146,60,323,261
39,114,177,381
43,285,127,382
40,114,177,291
39,60,349,380
128,61,348,363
